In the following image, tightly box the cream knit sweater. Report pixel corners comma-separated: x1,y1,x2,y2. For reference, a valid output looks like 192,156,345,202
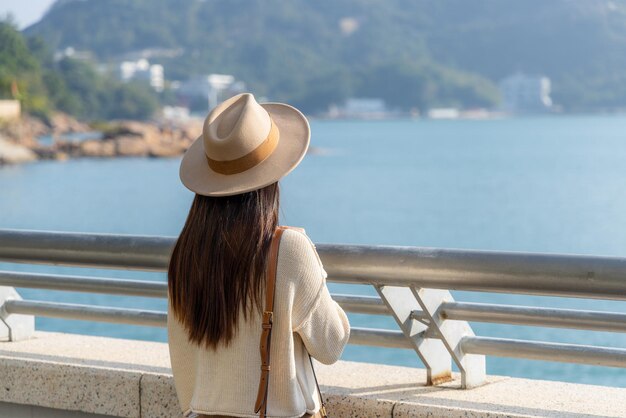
167,228,351,418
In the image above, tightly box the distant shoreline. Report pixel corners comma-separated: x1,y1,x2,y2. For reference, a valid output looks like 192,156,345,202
4,110,626,166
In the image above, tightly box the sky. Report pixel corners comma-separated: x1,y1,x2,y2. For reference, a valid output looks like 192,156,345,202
0,0,56,28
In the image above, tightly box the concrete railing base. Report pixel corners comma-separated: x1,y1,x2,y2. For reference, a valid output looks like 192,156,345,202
0,401,115,418
0,286,34,342
1,331,625,417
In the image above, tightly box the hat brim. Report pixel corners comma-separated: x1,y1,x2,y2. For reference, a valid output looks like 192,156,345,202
179,102,310,196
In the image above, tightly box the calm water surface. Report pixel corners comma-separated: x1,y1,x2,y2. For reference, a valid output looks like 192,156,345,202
1,115,626,387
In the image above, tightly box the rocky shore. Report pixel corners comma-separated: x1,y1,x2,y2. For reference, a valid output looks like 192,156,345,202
0,113,202,165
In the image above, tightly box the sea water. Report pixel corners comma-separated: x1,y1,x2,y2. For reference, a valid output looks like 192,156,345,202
1,115,626,387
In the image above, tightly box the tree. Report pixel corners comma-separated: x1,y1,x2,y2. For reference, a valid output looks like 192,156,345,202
0,20,50,116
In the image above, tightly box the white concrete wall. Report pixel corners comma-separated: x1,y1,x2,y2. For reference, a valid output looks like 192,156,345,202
0,100,21,120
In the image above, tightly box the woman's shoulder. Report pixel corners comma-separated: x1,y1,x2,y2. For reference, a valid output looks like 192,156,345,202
279,226,316,256
278,226,326,278
280,225,306,234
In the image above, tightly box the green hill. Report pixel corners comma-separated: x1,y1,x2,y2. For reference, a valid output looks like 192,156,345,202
0,20,159,121
25,0,626,112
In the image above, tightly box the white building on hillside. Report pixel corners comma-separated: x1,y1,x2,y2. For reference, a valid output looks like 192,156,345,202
118,59,164,92
177,74,246,111
499,73,553,113
327,98,399,119
53,47,93,62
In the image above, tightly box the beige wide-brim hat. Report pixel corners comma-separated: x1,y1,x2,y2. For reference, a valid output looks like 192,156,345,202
179,93,310,196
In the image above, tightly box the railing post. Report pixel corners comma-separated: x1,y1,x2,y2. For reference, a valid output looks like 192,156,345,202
412,287,486,388
0,286,34,341
376,285,452,385
377,285,486,389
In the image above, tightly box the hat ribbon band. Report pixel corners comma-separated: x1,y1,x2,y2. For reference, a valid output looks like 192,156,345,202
206,120,280,175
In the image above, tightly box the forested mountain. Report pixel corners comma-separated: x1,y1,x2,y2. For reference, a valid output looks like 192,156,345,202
24,0,626,112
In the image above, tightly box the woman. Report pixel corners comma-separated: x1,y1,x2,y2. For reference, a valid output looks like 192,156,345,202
167,93,350,418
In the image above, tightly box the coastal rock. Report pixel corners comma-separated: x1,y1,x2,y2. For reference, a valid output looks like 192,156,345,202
0,137,38,165
148,142,186,158
180,120,203,140
80,139,116,158
49,113,90,134
0,116,202,162
53,139,82,157
166,132,195,151
0,115,49,146
38,149,69,161
54,151,69,161
104,120,160,144
30,144,58,160
114,136,150,156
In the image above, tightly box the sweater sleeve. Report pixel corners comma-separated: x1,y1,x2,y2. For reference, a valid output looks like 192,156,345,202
289,230,351,365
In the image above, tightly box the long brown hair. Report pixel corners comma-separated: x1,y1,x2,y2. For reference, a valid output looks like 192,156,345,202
168,182,279,349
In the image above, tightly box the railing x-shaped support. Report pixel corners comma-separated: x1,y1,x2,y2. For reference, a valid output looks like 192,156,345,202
376,285,486,388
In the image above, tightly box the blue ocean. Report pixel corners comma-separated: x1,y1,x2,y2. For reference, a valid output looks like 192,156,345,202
2,115,626,387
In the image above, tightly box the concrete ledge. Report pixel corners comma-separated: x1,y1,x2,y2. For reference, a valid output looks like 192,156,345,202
1,331,625,417
0,401,116,418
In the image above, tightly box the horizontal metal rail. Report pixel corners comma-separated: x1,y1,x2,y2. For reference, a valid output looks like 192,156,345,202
0,271,385,316
348,327,410,349
0,270,167,298
461,336,626,368
8,289,623,333
441,301,626,333
2,229,626,300
4,271,626,333
0,229,171,270
3,299,166,327
1,299,406,348
6,299,625,368
313,293,387,315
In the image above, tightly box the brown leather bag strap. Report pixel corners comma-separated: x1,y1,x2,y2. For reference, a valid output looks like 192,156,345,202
254,225,328,418
254,226,287,417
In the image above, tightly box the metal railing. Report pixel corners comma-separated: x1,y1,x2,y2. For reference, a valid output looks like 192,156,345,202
1,228,626,388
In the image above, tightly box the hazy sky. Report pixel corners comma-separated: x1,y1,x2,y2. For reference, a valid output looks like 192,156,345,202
0,0,56,28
